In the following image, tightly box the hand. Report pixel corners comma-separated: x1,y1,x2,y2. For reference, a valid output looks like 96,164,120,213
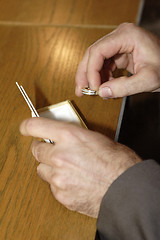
75,23,160,98
20,117,141,218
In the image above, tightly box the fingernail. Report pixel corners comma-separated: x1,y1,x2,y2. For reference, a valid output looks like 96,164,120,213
99,87,113,98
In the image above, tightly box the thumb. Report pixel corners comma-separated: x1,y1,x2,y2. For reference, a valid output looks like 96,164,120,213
98,67,160,98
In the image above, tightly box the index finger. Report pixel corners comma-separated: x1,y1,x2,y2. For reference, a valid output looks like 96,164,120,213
75,30,120,94
75,49,90,96
20,117,73,143
86,32,124,91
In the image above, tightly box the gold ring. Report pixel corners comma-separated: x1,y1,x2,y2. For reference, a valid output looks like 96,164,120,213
81,87,98,96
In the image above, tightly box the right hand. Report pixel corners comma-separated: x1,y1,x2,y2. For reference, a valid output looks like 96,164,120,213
75,23,160,98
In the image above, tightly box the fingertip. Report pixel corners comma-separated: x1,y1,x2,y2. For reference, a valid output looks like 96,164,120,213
19,118,29,136
31,140,40,159
75,85,83,97
19,118,37,136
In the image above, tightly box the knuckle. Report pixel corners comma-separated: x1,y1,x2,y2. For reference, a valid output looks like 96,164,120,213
148,68,160,88
55,192,72,209
52,155,64,167
118,22,136,31
55,191,65,204
88,44,97,55
62,127,76,142
49,154,56,165
50,175,66,190
37,164,42,175
49,149,67,167
50,175,56,186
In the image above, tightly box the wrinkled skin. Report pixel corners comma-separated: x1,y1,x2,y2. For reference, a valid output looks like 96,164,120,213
20,118,141,218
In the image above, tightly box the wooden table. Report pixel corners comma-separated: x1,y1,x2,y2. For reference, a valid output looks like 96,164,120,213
0,0,142,26
0,1,142,239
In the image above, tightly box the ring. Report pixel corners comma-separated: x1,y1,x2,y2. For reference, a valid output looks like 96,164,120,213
81,87,98,96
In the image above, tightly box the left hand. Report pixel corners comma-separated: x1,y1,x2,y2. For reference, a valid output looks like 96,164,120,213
20,117,141,218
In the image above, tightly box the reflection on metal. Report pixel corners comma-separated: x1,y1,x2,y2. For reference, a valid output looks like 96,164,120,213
81,87,98,96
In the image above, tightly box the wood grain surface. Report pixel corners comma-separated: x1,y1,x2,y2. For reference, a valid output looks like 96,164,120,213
0,0,142,26
0,26,122,240
0,0,142,239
